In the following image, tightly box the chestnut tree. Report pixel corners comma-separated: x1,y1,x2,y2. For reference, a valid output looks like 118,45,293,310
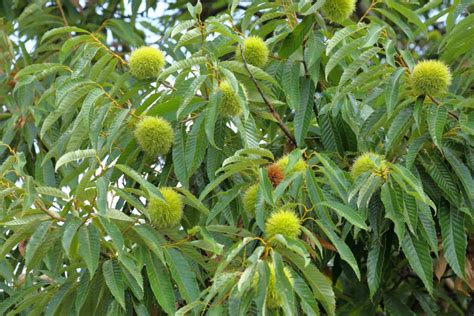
0,0,473,315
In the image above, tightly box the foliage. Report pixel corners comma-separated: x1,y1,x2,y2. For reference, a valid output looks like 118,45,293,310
0,0,474,315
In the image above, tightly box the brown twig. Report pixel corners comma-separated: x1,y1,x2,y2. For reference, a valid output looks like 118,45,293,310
90,33,126,65
359,0,378,23
281,0,298,29
239,47,297,146
35,200,63,221
56,0,69,26
428,95,459,120
159,80,176,91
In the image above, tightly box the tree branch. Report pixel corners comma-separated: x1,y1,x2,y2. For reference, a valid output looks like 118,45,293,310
56,0,69,26
239,46,297,147
428,95,459,120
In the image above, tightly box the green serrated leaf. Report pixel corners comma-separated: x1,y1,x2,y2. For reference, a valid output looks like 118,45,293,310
439,207,466,279
146,251,176,315
78,225,101,278
103,259,125,309
114,164,163,200
165,248,200,304
221,61,280,88
55,149,97,171
385,107,413,153
339,47,380,88
427,106,447,148
325,37,364,79
401,231,433,294
25,221,51,268
326,23,366,55
319,201,368,230
41,26,89,43
159,57,207,79
317,220,361,280
385,68,405,115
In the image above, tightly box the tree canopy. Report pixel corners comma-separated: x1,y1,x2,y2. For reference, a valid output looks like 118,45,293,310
0,0,473,315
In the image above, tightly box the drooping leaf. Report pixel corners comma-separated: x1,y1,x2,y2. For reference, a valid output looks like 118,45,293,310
103,259,125,309
385,68,405,115
78,224,101,278
439,207,466,279
165,248,200,304
319,201,368,230
401,231,433,294
55,149,97,171
427,106,448,149
146,251,176,315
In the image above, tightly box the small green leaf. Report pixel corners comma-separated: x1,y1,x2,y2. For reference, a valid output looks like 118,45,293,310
36,186,69,200
62,217,82,257
385,68,405,115
133,225,165,261
172,126,189,188
381,183,405,245
281,247,335,316
159,57,207,79
221,61,280,88
325,38,364,79
427,106,447,148
386,107,413,153
204,89,220,148
319,201,368,230
316,220,361,280
326,24,366,55
443,147,474,203
339,47,380,88
41,26,89,43
15,63,71,79
114,164,163,199
55,149,97,171
279,15,315,58
295,80,314,146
